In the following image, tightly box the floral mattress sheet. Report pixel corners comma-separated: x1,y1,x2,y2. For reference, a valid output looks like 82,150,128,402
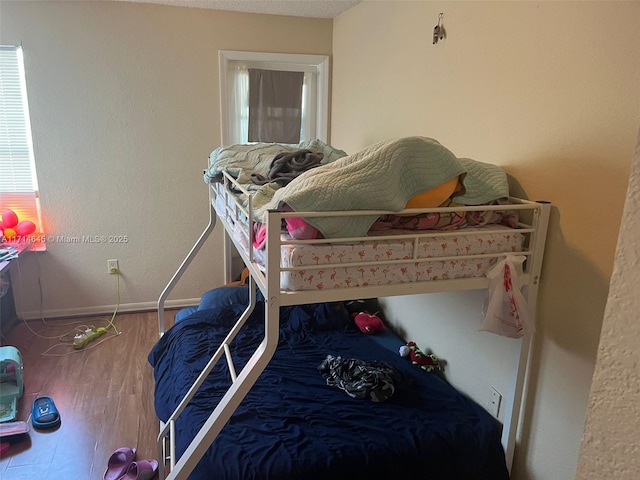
252,227,524,291
214,192,523,291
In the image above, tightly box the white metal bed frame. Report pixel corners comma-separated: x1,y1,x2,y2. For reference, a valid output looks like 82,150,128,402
156,173,551,480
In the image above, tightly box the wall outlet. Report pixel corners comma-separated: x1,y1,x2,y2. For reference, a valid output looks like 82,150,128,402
487,387,502,418
108,259,119,274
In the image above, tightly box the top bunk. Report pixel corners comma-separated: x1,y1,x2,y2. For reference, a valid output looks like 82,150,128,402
205,136,550,308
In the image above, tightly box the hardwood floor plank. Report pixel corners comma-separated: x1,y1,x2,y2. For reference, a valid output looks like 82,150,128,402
0,311,173,480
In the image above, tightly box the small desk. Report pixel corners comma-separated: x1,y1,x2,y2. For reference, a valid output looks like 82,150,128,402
0,242,30,342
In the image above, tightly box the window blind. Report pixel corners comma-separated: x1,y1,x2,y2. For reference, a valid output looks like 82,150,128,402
0,45,42,243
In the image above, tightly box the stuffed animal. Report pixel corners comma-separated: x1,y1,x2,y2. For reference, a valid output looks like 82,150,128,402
399,341,442,373
352,311,386,334
226,268,250,287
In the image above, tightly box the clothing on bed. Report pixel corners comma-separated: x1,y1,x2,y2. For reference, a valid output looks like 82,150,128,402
149,300,509,480
250,149,323,186
318,354,401,402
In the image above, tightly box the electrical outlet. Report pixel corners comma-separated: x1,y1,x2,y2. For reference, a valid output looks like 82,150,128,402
487,387,502,418
108,259,119,274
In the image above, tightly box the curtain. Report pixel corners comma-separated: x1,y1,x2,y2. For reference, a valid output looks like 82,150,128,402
227,64,249,144
248,69,304,144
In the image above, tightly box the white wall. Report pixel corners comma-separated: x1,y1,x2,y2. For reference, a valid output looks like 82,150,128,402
0,1,333,318
331,1,640,479
576,130,640,478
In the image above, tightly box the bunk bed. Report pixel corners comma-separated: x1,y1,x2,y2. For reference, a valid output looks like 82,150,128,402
153,137,551,480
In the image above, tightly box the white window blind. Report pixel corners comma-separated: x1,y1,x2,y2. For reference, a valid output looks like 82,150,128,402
0,45,43,244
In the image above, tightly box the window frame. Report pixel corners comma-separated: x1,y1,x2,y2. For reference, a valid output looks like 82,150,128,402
218,50,329,145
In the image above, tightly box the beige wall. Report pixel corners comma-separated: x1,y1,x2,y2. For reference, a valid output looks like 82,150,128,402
576,130,640,478
3,0,640,478
331,1,640,479
0,1,332,317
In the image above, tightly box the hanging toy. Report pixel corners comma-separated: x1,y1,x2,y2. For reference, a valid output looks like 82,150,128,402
433,12,446,45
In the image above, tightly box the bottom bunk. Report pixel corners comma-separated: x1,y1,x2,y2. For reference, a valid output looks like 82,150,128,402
149,287,509,480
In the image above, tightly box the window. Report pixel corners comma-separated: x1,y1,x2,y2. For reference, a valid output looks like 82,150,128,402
219,51,328,145
0,45,43,248
247,68,305,144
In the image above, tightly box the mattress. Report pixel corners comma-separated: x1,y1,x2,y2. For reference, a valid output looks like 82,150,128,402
214,191,524,292
149,300,510,480
255,227,524,291
248,225,524,291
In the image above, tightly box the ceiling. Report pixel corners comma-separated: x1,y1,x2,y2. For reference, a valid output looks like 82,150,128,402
114,0,363,18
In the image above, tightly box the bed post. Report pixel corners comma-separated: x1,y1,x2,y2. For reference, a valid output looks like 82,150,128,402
223,231,234,283
502,201,551,472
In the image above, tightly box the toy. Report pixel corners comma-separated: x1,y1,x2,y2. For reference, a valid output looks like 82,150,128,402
0,346,24,422
226,268,250,287
399,341,442,373
1,209,36,241
352,311,386,334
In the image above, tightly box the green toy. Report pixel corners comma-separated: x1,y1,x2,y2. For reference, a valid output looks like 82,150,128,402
0,346,24,423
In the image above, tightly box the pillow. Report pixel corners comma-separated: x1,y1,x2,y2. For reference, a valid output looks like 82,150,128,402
403,177,461,210
198,285,264,310
174,306,197,323
284,302,352,332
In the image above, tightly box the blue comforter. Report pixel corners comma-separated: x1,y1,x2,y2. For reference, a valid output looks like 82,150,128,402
149,302,509,480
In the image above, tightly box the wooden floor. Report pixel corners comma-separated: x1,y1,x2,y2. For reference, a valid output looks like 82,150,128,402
0,310,174,480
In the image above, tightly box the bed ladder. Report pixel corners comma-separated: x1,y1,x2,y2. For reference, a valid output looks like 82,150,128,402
157,276,281,480
156,201,283,480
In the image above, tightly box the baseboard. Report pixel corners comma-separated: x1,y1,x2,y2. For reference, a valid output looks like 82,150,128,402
18,298,201,321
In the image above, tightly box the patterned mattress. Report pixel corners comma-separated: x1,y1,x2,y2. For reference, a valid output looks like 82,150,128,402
253,227,524,291
214,189,523,292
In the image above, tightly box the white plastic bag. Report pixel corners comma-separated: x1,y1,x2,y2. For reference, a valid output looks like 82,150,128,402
480,255,534,338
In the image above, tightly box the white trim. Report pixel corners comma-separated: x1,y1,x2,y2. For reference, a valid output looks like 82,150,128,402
18,298,200,321
218,50,329,145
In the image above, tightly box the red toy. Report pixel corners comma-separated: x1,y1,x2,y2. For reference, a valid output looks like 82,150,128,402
352,311,386,334
400,341,442,373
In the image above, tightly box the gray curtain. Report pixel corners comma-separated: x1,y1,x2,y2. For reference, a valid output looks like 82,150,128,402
248,69,304,144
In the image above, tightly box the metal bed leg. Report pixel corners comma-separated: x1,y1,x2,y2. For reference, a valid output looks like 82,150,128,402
501,202,551,473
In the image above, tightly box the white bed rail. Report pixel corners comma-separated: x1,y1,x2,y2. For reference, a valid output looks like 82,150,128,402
155,172,551,479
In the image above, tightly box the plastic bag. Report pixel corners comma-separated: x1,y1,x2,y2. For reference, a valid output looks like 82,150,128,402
480,255,534,338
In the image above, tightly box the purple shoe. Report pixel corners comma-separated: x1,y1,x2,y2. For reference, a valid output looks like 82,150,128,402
120,459,159,480
104,447,136,480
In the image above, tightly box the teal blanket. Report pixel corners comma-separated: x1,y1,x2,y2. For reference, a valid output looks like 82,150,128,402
205,137,509,238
